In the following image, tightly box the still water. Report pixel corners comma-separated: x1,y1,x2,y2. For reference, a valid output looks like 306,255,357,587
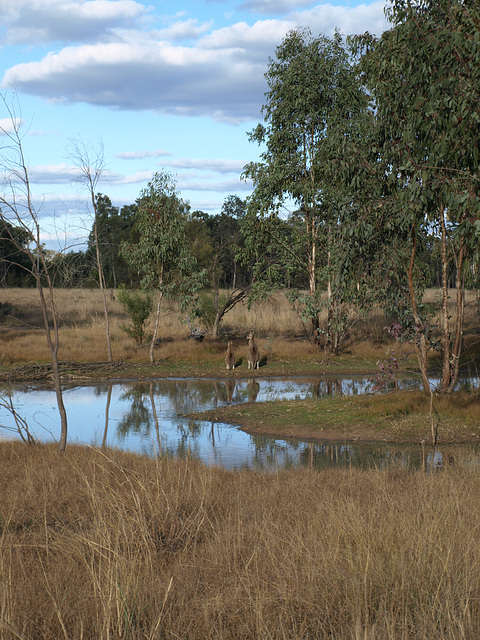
0,375,478,471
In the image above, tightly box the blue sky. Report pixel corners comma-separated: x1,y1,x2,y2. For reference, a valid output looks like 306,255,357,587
0,0,389,251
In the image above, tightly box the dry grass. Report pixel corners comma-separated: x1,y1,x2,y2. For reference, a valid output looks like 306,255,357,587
1,441,480,639
0,287,478,366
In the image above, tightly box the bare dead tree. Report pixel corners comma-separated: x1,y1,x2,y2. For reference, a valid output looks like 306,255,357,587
67,136,113,361
0,93,68,452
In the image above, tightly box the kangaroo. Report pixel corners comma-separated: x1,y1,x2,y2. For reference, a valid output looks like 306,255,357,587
225,340,236,370
247,332,260,370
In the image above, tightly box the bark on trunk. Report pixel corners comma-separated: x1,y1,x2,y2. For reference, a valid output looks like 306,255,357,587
37,279,68,453
447,244,465,393
440,208,451,391
94,217,113,362
407,227,430,394
150,291,163,364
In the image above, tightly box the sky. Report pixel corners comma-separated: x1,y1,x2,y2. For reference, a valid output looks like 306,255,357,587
0,0,390,251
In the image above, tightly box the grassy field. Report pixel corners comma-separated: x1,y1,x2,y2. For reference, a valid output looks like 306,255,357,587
0,286,479,374
1,442,480,639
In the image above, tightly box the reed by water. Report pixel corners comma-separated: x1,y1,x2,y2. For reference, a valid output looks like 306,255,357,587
1,441,480,639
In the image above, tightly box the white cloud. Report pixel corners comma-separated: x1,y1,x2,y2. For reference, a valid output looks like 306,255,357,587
0,117,23,133
3,40,268,122
154,19,214,42
178,177,252,193
1,2,389,123
165,158,247,174
29,163,85,183
240,0,317,15
0,0,148,45
293,2,388,38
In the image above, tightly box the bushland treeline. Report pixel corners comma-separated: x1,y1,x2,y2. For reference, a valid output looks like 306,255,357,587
0,192,476,293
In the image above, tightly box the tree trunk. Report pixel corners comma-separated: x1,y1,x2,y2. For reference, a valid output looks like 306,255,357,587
447,244,465,393
94,218,113,362
407,227,430,394
36,278,68,453
440,207,451,391
150,291,163,364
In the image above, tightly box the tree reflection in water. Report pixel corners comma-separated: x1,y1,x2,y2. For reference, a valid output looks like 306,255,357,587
2,375,479,470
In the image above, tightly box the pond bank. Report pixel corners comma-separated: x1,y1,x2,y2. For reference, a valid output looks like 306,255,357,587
189,391,480,445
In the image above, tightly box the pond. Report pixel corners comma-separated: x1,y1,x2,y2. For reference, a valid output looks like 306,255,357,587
0,375,478,471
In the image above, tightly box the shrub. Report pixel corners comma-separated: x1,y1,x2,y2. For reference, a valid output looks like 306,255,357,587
117,287,153,345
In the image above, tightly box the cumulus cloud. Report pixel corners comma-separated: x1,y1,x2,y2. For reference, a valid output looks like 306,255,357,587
154,19,214,42
0,0,148,45
3,39,268,122
293,2,388,38
165,158,247,174
0,117,23,133
29,163,86,183
179,177,252,193
1,2,389,123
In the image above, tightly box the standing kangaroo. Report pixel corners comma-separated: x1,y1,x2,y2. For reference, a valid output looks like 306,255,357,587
225,340,236,370
247,332,260,370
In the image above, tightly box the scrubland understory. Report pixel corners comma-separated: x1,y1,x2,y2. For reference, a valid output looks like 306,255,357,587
0,287,479,373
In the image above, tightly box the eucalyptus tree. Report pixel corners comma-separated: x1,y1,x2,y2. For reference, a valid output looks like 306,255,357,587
242,27,369,349
352,0,480,392
0,94,68,452
121,172,206,363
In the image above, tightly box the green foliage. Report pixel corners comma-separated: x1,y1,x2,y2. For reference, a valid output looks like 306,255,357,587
117,286,153,346
0,219,34,286
195,291,224,329
122,172,206,308
242,27,371,349
348,0,480,389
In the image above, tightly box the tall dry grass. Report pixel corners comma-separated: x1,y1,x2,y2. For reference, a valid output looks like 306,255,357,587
1,441,480,639
0,287,478,365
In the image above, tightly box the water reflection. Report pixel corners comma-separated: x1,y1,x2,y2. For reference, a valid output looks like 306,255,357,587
0,375,478,471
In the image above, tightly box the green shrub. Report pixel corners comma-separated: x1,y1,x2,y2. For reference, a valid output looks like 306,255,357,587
117,287,153,345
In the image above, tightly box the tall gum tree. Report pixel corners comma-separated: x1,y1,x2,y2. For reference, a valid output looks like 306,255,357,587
352,0,480,392
242,27,368,349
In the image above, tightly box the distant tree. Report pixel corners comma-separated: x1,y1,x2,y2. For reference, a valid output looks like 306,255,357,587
68,138,113,361
85,195,137,288
0,219,33,286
